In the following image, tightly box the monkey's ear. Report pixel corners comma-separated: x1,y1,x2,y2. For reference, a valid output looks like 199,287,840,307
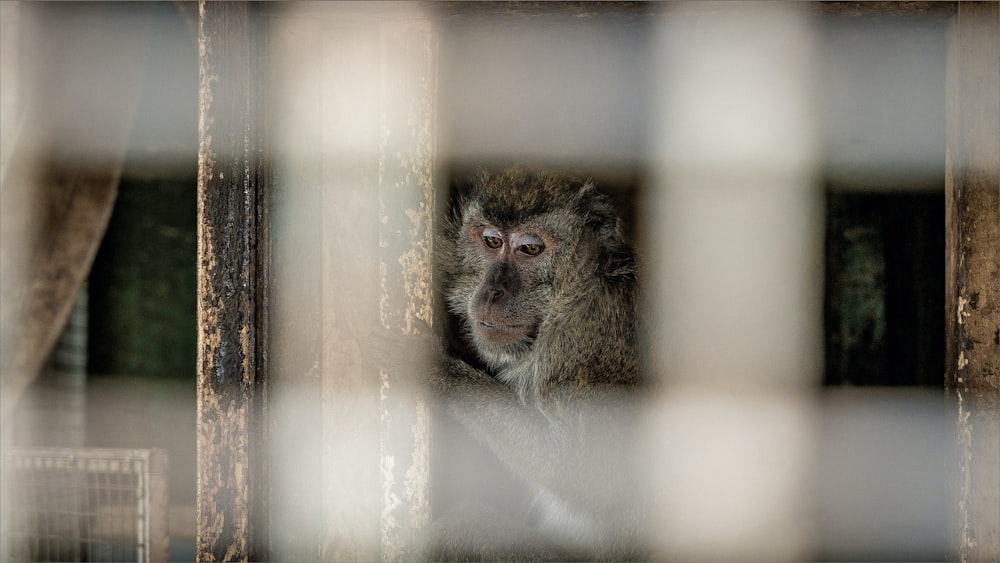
448,168,492,223
574,183,635,280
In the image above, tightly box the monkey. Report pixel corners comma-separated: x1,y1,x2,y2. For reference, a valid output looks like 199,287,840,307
423,165,646,561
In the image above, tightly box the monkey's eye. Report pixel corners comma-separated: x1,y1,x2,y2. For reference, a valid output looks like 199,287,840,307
520,243,544,256
483,235,503,249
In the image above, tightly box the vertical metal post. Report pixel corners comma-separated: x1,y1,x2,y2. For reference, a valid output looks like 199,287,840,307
196,2,268,560
267,5,434,561
945,3,1000,562
375,18,435,563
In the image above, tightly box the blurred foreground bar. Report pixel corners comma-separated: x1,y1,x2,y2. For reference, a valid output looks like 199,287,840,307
646,3,822,561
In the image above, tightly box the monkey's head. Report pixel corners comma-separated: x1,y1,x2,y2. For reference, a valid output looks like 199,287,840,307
441,166,635,372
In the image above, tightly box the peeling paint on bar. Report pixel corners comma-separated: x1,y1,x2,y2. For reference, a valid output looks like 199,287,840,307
944,3,1000,562
375,15,435,561
196,2,267,561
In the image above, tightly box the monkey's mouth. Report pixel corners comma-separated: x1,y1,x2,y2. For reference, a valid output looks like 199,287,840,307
479,321,523,331
476,321,531,345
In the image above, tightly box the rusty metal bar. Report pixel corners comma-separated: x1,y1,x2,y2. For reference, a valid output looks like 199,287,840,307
944,3,1000,562
196,2,268,561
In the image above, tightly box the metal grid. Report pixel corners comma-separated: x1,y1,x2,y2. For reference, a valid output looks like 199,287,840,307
1,448,168,562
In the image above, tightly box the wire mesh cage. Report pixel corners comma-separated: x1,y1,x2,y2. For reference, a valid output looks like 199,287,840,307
1,447,168,563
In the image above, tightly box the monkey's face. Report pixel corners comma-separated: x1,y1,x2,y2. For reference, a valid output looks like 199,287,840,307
451,214,563,369
443,166,630,373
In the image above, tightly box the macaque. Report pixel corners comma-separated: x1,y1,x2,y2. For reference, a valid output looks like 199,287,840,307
426,166,645,561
